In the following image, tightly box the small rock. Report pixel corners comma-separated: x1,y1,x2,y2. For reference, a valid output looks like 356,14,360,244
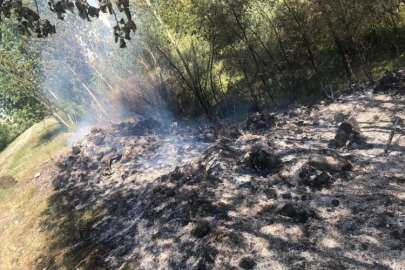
301,194,309,201
334,123,351,147
264,188,277,199
334,112,346,123
88,162,98,170
245,149,282,176
89,134,104,145
246,112,276,131
332,118,365,148
239,257,256,270
299,164,335,190
55,160,66,169
101,152,122,168
308,153,352,173
90,127,103,134
331,199,340,207
278,203,317,223
72,146,81,155
192,221,211,238
34,173,41,178
282,193,292,200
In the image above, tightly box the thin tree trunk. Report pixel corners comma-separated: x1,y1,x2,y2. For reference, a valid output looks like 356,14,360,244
51,111,72,130
258,8,293,68
91,66,115,92
81,82,110,119
67,66,110,120
249,24,291,99
142,0,212,116
229,6,274,102
155,46,211,116
283,0,319,74
316,0,356,82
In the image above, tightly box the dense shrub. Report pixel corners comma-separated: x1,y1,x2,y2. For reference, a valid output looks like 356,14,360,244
0,124,11,152
132,0,405,115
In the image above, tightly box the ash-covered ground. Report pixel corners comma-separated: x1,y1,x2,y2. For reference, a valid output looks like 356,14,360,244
38,71,404,270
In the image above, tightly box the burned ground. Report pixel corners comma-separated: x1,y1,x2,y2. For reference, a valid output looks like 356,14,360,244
37,71,404,270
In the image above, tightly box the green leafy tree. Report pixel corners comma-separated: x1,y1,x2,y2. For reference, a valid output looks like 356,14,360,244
0,22,46,138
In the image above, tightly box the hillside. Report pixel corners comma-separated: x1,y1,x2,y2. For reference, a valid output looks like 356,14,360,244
24,71,405,270
0,119,68,270
1,1,405,269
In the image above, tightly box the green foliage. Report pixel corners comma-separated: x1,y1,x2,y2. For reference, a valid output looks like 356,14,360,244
2,0,404,125
134,0,405,116
0,22,47,146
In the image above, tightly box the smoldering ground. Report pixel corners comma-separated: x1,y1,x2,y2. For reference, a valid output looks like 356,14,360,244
36,74,405,269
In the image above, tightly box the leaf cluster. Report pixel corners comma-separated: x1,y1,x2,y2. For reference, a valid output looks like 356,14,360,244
0,0,137,47
0,0,55,39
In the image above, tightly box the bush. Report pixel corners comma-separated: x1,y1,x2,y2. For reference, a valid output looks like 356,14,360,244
0,124,11,151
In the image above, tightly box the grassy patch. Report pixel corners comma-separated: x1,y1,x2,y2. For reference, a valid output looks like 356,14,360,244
0,118,68,270
0,118,108,270
0,118,67,178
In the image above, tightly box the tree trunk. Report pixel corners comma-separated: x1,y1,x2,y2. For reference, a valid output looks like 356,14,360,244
229,5,274,102
67,66,110,121
142,0,212,117
51,111,72,130
316,0,356,82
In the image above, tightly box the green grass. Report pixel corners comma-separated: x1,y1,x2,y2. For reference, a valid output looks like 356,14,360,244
0,118,108,270
0,118,67,178
0,118,68,270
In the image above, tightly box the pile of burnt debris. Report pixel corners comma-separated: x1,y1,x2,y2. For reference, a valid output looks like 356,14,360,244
40,71,404,270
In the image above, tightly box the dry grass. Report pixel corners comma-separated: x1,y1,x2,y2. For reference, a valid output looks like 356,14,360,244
0,118,68,270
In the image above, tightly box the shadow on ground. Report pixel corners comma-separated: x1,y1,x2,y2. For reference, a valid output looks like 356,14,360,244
37,87,404,269
37,144,403,269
